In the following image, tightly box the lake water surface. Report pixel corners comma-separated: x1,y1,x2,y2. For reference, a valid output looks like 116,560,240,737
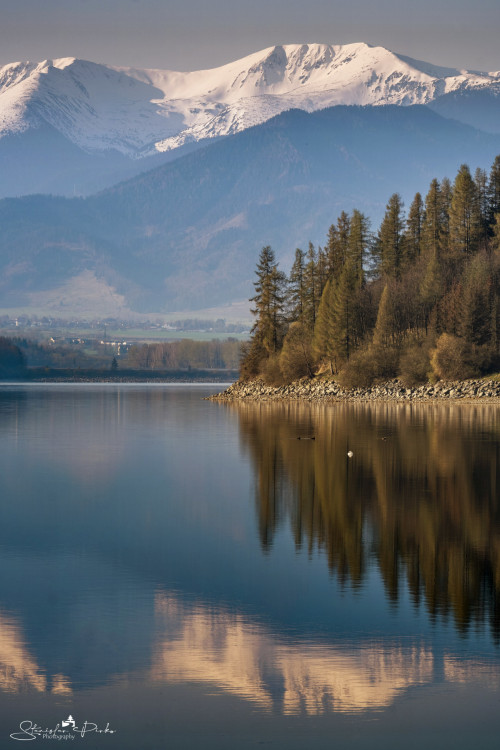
0,384,499,749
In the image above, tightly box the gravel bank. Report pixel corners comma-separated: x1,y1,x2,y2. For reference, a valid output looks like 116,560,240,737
210,377,500,402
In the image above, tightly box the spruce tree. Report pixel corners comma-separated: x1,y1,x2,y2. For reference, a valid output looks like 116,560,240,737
348,209,370,284
474,167,489,248
439,177,452,257
288,248,306,322
422,179,443,259
302,242,319,330
487,155,500,227
404,192,424,265
312,278,337,371
329,257,363,362
373,284,394,348
493,213,500,253
377,193,405,277
459,253,493,350
249,246,286,354
326,211,350,279
316,245,329,297
420,249,442,332
449,164,481,256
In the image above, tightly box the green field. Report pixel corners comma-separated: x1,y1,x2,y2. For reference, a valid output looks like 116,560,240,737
103,329,249,342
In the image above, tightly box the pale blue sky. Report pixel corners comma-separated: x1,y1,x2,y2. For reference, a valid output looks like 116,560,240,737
1,0,499,72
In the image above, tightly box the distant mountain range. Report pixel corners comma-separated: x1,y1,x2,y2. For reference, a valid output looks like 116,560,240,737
1,104,499,315
1,42,500,197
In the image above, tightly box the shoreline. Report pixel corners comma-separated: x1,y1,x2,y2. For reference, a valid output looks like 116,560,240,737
209,377,500,403
0,378,235,385
0,368,239,384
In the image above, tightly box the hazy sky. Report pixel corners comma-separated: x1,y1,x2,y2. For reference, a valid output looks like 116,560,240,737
1,0,499,72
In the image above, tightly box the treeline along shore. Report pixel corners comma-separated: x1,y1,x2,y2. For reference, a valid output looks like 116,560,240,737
22,367,239,383
0,335,239,382
233,156,500,398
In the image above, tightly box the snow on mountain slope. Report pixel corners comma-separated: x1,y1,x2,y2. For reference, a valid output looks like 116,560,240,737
1,43,499,157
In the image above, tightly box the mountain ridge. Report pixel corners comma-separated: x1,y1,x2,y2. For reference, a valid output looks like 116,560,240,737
1,42,499,159
1,104,499,315
1,42,499,199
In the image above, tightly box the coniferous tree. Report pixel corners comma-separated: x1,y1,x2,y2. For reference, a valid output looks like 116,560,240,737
493,213,500,253
449,164,481,256
420,249,442,332
404,192,424,265
439,177,452,258
475,167,489,249
243,155,500,385
325,223,339,277
249,246,286,355
422,179,444,259
302,242,319,330
329,257,363,363
377,193,405,277
316,245,329,297
459,253,494,348
312,278,337,371
488,155,500,227
326,211,350,279
288,248,306,322
348,209,370,284
373,284,393,348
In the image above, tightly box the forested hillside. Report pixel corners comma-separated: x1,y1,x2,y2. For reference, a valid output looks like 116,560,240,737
243,156,500,385
1,106,499,314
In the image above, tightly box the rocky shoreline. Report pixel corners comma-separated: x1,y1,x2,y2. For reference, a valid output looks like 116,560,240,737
210,377,500,402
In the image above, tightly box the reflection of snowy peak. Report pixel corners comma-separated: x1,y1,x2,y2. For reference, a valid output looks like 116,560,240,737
1,43,500,157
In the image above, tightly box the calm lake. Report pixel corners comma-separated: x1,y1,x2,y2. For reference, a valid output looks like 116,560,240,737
0,384,499,749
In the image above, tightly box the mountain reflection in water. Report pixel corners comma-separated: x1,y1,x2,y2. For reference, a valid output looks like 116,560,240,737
231,402,500,638
3,590,499,716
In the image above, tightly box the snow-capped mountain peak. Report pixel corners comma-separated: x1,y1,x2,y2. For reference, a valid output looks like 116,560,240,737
0,43,499,157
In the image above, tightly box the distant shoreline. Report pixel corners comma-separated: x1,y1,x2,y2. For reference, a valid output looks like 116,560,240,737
0,367,239,384
210,377,500,403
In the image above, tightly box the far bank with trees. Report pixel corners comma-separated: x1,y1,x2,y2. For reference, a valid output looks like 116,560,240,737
241,156,500,387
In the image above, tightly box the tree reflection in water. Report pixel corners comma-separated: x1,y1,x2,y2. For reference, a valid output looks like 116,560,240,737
232,402,500,638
